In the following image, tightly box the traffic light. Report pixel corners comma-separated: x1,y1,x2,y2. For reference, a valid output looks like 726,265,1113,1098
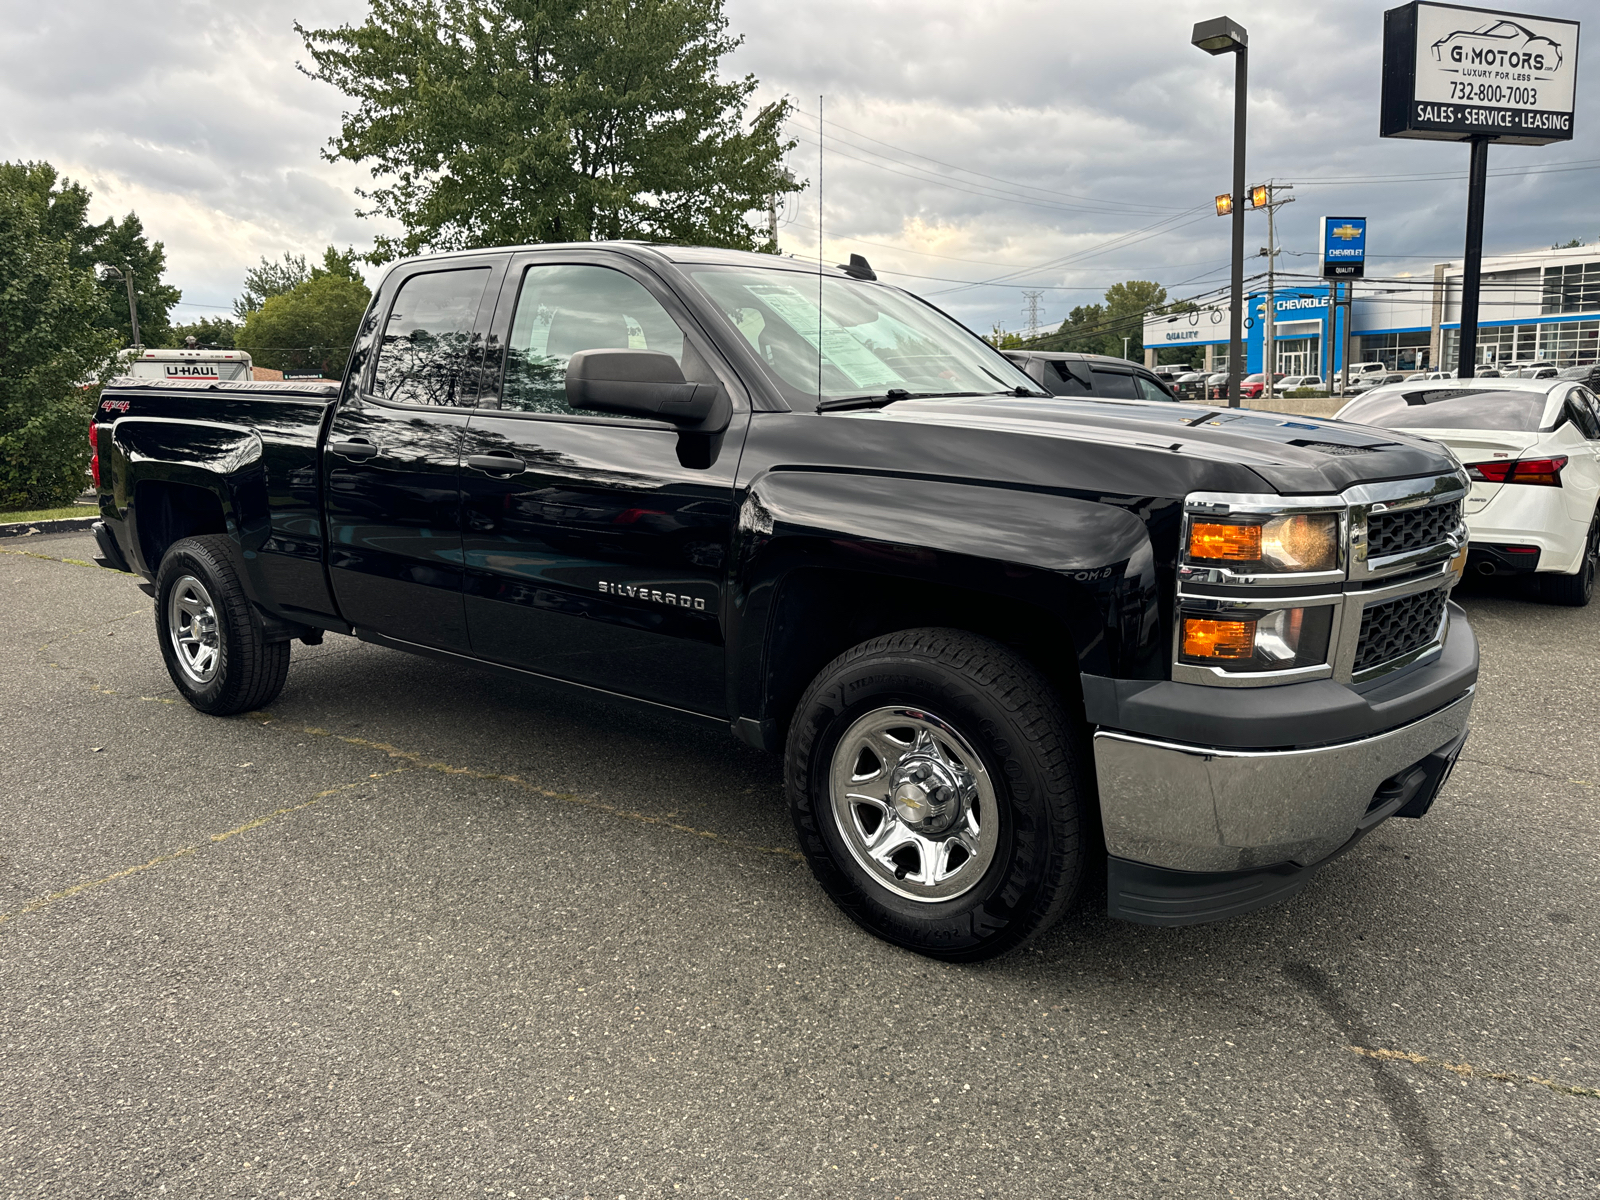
1216,193,1234,216
1250,184,1269,209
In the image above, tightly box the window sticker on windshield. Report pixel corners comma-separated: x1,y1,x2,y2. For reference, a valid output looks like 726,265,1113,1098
743,283,905,389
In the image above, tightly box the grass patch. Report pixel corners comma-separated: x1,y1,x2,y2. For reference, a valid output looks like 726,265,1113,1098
0,504,96,523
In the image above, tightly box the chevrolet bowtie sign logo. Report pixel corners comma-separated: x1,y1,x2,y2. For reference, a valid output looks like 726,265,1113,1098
1331,224,1362,241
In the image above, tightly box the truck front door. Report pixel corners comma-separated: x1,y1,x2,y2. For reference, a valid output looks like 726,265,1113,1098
457,256,748,715
323,260,501,650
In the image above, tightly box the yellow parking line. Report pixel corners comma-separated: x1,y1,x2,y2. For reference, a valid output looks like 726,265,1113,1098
1349,1045,1600,1100
0,770,408,929
0,545,103,569
247,713,806,864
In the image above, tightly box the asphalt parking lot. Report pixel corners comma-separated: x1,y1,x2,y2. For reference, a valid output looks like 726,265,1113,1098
3,530,1597,1199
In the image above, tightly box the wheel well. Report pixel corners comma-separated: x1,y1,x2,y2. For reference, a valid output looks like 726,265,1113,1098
763,567,1086,743
134,480,228,572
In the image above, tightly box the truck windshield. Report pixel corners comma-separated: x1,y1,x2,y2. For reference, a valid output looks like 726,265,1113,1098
684,265,1038,405
1339,388,1551,431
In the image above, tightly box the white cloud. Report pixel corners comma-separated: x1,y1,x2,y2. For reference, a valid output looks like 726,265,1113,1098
2,0,1595,333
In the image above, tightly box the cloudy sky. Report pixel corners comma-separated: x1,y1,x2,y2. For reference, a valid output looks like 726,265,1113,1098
2,0,1595,335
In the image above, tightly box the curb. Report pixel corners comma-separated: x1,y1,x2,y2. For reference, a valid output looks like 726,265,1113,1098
0,515,101,540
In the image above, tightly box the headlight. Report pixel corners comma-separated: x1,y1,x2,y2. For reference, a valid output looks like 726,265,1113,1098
1186,512,1339,573
1179,605,1334,673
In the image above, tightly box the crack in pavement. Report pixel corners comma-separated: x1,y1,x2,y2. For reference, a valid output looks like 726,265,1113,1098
1283,962,1449,1197
1349,1046,1600,1101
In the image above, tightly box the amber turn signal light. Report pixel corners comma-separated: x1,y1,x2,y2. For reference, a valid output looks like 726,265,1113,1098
1181,617,1256,660
1188,521,1262,562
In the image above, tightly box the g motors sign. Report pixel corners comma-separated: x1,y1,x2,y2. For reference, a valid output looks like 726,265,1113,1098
1381,3,1579,144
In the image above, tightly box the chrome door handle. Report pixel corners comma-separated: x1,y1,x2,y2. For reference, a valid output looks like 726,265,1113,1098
466,453,526,476
330,438,379,461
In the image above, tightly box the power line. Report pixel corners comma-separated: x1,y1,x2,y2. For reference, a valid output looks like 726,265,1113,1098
784,105,1186,215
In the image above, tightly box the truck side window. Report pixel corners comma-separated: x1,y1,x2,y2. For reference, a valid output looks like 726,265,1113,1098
1091,369,1139,399
500,264,689,416
371,268,491,406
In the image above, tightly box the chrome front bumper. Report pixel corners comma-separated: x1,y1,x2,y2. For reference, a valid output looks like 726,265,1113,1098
1093,689,1474,873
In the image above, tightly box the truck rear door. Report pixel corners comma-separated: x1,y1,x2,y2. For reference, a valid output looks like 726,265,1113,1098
322,257,503,651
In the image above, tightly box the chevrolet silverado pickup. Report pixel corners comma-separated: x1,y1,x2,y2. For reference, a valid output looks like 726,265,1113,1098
89,242,1478,961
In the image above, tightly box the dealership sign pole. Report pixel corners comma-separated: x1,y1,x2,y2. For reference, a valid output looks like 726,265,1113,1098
1382,2,1579,379
1321,217,1366,391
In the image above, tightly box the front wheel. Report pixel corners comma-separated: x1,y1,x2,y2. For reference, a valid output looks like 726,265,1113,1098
1540,511,1599,607
786,629,1088,962
154,535,290,714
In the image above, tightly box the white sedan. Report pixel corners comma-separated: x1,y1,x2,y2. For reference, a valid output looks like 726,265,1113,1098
1336,377,1600,605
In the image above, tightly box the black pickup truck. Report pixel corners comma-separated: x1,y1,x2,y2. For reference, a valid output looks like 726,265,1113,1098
90,242,1478,961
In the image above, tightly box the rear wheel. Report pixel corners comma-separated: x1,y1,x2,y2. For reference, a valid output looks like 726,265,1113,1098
155,535,290,714
786,629,1087,962
1540,511,1599,607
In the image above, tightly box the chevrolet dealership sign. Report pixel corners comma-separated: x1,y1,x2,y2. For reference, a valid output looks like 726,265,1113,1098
1322,217,1368,279
1381,2,1579,144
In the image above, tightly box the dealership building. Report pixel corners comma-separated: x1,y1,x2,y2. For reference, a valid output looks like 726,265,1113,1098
1143,243,1600,376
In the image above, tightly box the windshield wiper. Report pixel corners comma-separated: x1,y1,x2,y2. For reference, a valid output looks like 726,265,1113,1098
817,387,1044,412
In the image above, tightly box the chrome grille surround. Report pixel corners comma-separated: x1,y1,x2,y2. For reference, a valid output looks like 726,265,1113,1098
1176,471,1469,688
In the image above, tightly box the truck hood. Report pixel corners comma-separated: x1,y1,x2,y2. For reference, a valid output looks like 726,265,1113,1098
867,396,1459,495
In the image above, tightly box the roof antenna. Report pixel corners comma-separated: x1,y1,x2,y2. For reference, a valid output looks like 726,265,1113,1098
817,93,823,409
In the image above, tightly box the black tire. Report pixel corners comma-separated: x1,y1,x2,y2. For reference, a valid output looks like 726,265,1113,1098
1539,511,1599,607
786,628,1087,962
154,535,290,715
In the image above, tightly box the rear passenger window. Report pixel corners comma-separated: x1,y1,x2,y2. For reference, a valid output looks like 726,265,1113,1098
1091,369,1139,399
1564,393,1600,440
1047,361,1093,396
371,268,491,406
1134,375,1172,402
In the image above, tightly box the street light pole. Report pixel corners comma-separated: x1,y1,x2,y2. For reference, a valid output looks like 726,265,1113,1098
1193,17,1249,409
1122,335,1130,361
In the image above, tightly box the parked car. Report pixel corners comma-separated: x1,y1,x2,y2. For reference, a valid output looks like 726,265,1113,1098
1342,372,1408,397
1557,364,1600,388
1173,371,1210,400
1237,372,1287,400
1002,350,1178,401
1337,377,1600,604
1514,362,1559,379
90,241,1477,960
1206,371,1231,399
1277,374,1325,392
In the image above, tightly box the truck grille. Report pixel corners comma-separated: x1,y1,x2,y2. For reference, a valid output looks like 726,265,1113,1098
1354,588,1448,674
1367,501,1460,559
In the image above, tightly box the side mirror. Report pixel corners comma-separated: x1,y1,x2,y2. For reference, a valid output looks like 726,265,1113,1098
565,349,730,432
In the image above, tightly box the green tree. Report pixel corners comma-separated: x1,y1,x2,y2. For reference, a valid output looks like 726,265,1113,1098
0,175,119,509
171,316,240,349
987,325,1024,349
0,162,108,274
297,0,799,261
94,213,183,348
235,252,312,319
237,252,372,377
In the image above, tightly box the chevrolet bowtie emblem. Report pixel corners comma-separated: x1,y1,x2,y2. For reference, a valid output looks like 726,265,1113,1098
1332,224,1362,241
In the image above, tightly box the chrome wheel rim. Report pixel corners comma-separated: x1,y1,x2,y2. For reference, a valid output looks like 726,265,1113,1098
167,574,220,684
829,706,1000,903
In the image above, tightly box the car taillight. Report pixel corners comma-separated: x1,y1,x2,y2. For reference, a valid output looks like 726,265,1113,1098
1466,456,1567,487
88,419,99,488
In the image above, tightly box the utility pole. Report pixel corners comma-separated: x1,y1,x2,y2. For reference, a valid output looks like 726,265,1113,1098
1255,181,1293,400
1021,290,1044,342
768,194,779,246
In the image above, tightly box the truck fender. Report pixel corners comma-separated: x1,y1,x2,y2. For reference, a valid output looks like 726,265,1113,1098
728,469,1163,733
109,417,268,576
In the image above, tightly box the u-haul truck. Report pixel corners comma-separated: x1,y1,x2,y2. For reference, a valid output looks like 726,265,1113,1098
126,348,253,382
